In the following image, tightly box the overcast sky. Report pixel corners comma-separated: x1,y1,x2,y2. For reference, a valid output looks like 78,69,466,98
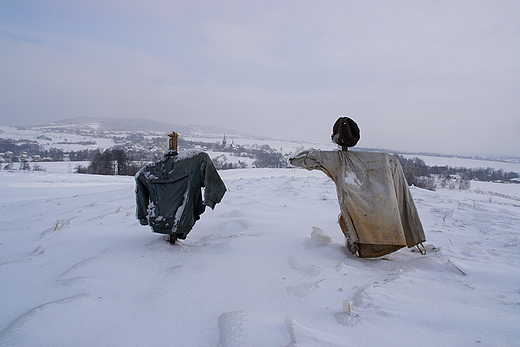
1,1,519,156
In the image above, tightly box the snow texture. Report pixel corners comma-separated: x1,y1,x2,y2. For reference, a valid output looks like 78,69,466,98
344,171,363,189
1,165,519,346
174,149,203,162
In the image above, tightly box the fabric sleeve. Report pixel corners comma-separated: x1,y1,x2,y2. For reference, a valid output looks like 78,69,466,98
289,149,339,180
288,149,322,170
135,173,150,225
392,157,426,247
202,154,227,209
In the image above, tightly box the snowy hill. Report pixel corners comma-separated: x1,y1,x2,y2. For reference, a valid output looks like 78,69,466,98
2,118,519,173
1,118,322,166
21,117,258,138
1,168,519,346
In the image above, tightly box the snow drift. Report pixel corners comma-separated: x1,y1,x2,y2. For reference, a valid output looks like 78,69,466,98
0,168,519,346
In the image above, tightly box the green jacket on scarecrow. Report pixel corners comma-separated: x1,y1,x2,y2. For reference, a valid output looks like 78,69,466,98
135,150,226,240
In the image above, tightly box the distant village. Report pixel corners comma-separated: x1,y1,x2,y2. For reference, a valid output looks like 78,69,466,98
0,129,288,170
1,126,519,186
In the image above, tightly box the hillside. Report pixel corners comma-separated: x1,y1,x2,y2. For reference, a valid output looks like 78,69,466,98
24,117,257,138
1,168,519,346
2,117,519,175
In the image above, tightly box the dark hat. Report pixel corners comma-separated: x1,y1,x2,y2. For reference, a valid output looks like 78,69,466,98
331,117,360,148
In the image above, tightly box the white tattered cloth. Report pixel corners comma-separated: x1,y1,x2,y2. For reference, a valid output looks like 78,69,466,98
290,149,426,258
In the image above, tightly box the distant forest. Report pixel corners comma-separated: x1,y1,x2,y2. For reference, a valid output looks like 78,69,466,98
396,155,519,191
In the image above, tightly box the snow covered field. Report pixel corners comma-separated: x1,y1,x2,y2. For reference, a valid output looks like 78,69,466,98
1,164,519,346
0,126,116,152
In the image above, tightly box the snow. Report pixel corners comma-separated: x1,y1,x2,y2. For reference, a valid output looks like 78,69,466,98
344,171,363,188
0,126,116,152
173,149,203,162
1,165,519,346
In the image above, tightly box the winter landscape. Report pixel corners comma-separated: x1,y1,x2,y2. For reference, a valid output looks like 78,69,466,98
1,121,520,346
3,0,519,345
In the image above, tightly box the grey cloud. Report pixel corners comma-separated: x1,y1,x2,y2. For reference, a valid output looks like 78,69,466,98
0,0,519,156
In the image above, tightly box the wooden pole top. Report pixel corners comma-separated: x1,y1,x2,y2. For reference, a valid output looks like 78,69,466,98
167,132,179,150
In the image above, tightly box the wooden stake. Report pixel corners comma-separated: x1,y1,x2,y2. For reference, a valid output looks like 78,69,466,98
167,132,179,150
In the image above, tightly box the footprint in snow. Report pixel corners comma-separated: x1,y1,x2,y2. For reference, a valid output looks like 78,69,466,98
59,257,99,277
285,279,327,298
285,316,349,346
0,293,90,345
55,276,88,286
166,265,183,274
221,219,252,232
218,310,246,347
288,257,321,277
219,210,245,218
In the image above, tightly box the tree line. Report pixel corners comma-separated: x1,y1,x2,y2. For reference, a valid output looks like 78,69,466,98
75,149,143,176
75,143,288,176
395,155,519,191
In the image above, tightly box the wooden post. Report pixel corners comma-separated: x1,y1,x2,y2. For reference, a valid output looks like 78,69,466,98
167,132,179,151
